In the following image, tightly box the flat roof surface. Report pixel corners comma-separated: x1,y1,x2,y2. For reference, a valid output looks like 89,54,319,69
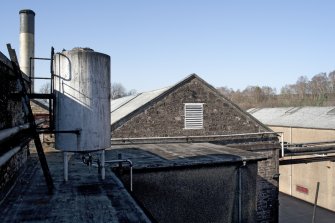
279,193,335,223
109,143,266,169
0,150,151,223
3,146,332,222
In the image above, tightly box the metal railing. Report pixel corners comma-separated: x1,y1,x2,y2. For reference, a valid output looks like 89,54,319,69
105,159,133,191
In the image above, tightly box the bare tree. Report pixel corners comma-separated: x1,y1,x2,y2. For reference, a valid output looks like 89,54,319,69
111,83,126,99
39,82,51,94
127,89,138,96
111,83,137,99
243,86,264,104
261,86,276,96
280,84,295,95
328,71,335,93
295,76,309,99
309,73,328,99
215,69,335,109
39,83,51,103
217,86,234,99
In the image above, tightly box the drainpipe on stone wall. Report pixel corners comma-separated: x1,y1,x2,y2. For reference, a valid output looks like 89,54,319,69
290,158,292,196
289,126,293,196
238,160,247,223
280,132,284,157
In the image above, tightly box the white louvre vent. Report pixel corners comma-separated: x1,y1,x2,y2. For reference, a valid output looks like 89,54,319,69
184,103,204,129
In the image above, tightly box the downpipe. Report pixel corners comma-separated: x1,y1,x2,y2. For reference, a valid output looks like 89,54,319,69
238,160,247,223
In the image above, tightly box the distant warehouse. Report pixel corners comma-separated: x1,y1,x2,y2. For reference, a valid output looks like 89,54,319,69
248,107,335,144
248,107,335,212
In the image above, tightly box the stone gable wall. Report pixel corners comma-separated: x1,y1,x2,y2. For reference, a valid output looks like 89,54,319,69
112,77,280,222
112,78,266,138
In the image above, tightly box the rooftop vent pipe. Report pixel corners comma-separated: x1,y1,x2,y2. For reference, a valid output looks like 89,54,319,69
19,9,35,92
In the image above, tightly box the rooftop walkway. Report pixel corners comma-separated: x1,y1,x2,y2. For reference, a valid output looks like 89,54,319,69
0,148,151,223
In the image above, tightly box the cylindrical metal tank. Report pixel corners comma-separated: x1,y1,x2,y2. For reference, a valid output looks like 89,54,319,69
54,48,111,152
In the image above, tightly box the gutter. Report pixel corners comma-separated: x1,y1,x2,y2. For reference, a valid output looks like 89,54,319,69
111,132,280,145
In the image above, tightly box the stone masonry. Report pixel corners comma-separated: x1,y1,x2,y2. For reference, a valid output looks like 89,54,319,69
112,74,280,222
112,76,267,137
0,52,30,202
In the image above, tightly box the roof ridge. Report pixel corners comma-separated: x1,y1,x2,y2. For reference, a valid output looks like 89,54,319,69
140,86,171,94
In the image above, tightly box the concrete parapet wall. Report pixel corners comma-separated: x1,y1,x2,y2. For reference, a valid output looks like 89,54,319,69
121,163,258,223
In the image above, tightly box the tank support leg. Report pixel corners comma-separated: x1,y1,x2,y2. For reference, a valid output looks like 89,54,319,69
64,152,69,181
101,150,105,180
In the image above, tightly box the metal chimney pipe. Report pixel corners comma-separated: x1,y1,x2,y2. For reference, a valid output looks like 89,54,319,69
19,9,35,92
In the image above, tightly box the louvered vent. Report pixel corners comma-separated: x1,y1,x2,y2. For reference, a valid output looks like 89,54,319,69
184,103,204,129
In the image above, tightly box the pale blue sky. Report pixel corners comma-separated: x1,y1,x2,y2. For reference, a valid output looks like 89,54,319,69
2,1,335,93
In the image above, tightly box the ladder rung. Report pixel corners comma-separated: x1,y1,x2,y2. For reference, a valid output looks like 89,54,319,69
28,93,55,99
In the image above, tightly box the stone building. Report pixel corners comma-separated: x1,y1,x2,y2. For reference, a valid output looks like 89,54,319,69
111,74,281,222
249,107,335,212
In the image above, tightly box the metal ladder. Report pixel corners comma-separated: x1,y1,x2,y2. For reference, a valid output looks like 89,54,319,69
7,44,54,193
27,47,56,131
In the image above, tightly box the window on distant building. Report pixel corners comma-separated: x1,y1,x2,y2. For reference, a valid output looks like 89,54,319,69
184,103,204,129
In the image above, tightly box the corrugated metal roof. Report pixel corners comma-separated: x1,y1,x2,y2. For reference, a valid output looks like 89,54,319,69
247,107,335,129
111,86,171,125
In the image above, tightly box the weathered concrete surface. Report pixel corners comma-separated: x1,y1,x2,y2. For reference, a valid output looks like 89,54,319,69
0,149,151,223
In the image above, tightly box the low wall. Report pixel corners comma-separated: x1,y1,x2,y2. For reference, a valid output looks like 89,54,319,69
0,51,30,203
120,163,258,223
